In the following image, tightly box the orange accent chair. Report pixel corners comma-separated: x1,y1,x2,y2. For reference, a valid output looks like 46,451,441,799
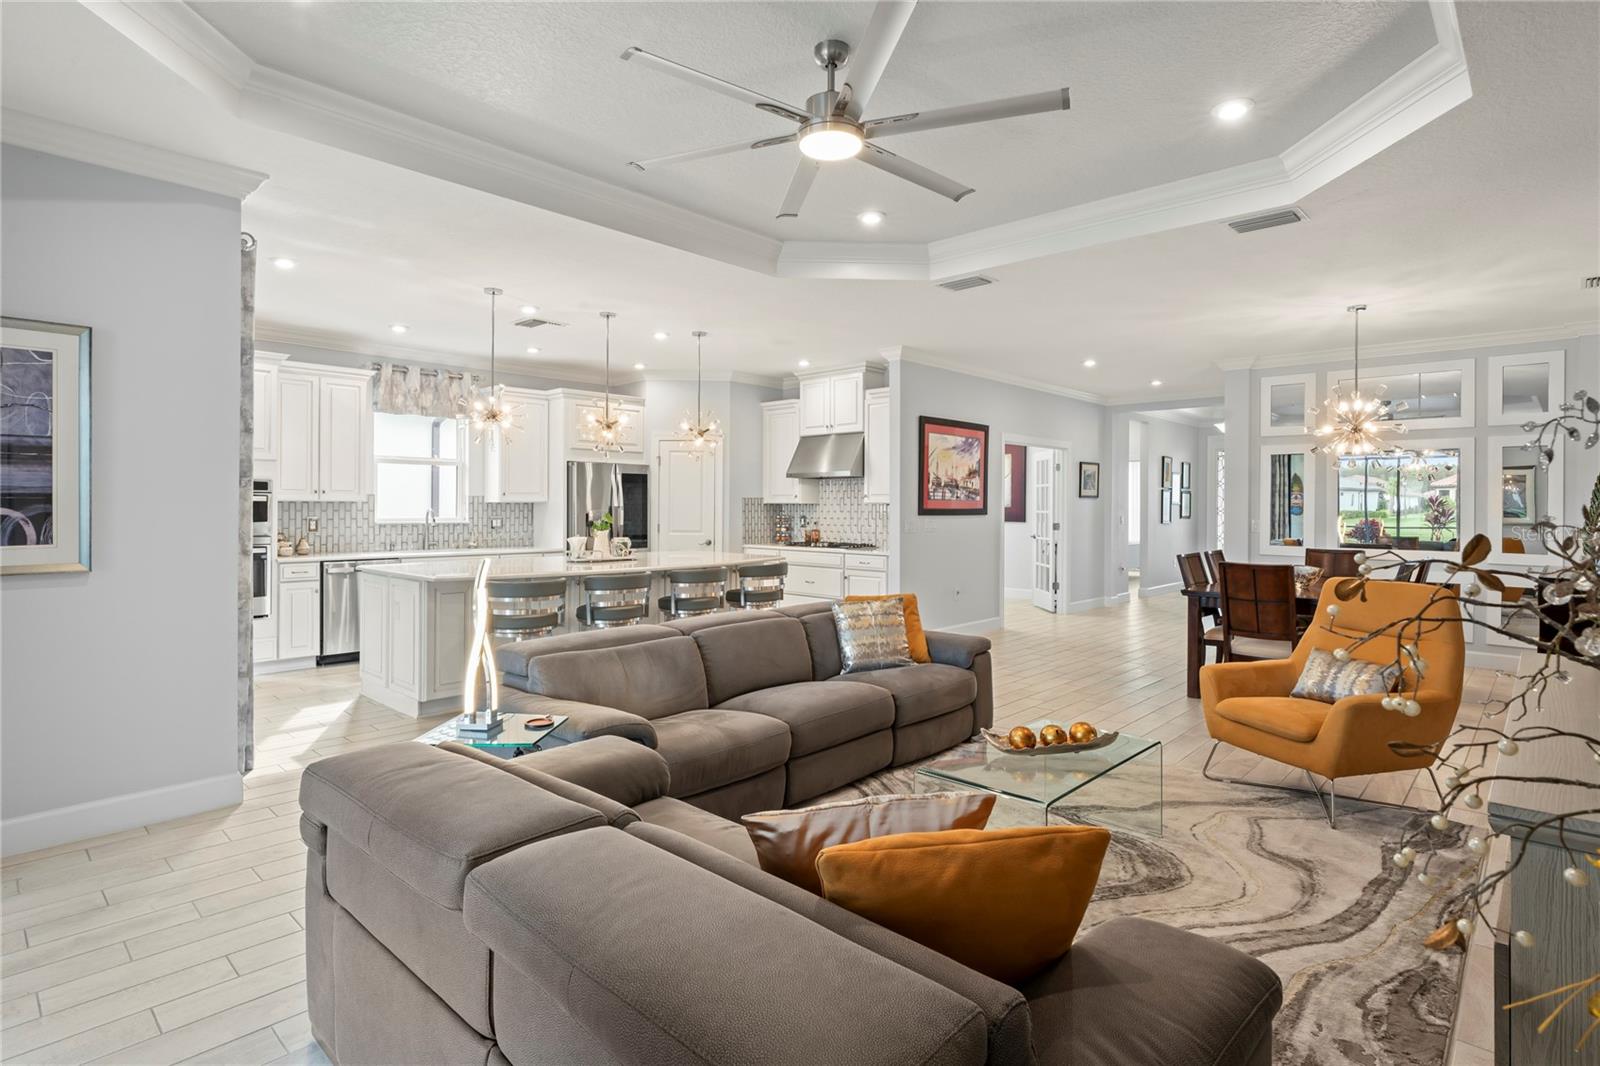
1199,579,1465,825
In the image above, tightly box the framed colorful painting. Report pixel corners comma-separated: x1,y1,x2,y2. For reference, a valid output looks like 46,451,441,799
918,416,988,515
2,318,91,575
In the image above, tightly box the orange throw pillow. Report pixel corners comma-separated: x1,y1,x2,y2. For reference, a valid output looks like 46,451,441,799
845,593,929,662
741,792,995,894
815,825,1110,984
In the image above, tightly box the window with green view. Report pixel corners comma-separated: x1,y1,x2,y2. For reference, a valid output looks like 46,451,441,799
1337,450,1460,550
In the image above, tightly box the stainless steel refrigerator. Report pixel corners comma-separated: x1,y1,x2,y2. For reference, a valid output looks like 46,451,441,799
567,461,649,548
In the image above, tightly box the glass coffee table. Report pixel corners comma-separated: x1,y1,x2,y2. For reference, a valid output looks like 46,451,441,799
416,713,569,759
916,724,1163,836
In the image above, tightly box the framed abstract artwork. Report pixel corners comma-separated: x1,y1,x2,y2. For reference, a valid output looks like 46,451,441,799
2,318,91,575
1179,490,1193,519
1078,461,1100,498
1159,489,1173,524
1160,455,1173,489
918,416,988,515
1003,444,1026,522
1180,460,1192,490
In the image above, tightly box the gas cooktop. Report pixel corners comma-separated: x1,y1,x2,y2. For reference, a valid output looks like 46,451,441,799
791,541,879,550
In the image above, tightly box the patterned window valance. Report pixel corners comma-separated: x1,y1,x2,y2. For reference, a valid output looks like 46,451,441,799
370,362,479,418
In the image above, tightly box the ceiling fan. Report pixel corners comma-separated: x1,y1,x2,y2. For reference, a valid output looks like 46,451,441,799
621,0,1070,219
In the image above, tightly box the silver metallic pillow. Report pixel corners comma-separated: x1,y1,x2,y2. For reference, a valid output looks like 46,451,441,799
832,599,914,674
1291,648,1401,704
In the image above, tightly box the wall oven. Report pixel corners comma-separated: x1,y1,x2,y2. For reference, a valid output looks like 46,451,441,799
251,479,273,541
251,544,271,618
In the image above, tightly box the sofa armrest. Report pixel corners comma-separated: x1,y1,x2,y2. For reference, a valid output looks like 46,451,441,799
516,736,671,809
500,689,658,748
1198,659,1299,707
465,829,989,1066
925,630,991,669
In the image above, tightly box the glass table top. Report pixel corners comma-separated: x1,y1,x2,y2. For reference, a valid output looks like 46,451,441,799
416,713,568,753
917,727,1161,808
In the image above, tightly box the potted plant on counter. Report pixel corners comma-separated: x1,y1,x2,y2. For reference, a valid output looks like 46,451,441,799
590,511,613,557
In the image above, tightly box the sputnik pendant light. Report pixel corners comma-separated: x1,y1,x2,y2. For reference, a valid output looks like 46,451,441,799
679,330,721,451
586,311,628,453
1311,304,1407,464
465,286,517,441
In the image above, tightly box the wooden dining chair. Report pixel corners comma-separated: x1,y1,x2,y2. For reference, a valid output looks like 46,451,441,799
1205,549,1226,584
1217,561,1299,662
1304,548,1362,578
1178,553,1224,661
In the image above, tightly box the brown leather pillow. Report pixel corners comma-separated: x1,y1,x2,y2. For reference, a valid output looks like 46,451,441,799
844,593,930,662
740,792,995,894
815,825,1111,984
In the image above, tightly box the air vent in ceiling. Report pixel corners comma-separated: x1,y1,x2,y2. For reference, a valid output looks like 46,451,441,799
936,274,996,292
1584,275,1600,289
514,317,567,329
1227,208,1306,234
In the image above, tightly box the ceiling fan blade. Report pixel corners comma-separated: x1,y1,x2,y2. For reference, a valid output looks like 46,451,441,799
842,1,917,120
628,133,796,171
864,88,1069,139
857,143,973,202
777,159,822,219
620,47,811,123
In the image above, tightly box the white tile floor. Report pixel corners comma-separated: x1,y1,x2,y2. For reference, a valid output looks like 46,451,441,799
1,593,1499,1064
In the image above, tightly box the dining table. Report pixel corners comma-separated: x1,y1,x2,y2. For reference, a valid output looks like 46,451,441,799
1179,578,1326,699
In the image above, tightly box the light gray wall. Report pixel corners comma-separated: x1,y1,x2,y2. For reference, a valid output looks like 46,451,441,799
890,361,1108,630
1,148,244,854
1136,416,1208,593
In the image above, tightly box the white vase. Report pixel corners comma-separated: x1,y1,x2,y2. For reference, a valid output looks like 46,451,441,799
592,529,610,557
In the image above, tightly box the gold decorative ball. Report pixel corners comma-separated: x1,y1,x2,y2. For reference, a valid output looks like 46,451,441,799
1068,721,1099,744
1007,726,1037,750
1039,724,1070,747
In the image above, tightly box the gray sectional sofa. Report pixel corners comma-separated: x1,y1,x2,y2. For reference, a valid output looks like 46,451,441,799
300,738,1282,1066
492,602,995,818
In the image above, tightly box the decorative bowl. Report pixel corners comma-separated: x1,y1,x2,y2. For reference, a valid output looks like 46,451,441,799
980,728,1120,756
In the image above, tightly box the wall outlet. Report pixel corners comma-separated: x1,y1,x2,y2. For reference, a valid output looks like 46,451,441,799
490,518,503,529
307,517,319,532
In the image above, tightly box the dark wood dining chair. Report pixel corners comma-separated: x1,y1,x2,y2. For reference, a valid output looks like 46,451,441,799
1305,548,1362,578
1178,553,1224,662
1218,562,1300,662
1205,549,1226,584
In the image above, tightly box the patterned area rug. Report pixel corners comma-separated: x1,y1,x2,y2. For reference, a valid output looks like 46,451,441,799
816,742,1474,1066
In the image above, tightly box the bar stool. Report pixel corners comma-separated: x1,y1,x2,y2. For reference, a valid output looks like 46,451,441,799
575,572,652,628
726,561,786,609
657,567,728,619
484,576,567,641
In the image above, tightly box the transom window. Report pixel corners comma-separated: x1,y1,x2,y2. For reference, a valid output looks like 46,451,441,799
373,412,468,523
1337,449,1461,551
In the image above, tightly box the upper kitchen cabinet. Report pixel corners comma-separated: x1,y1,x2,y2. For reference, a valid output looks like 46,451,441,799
863,387,890,504
484,388,551,503
762,399,817,504
252,352,288,464
276,364,372,501
797,366,886,436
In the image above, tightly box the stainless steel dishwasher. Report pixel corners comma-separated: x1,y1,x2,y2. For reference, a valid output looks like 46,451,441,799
319,558,399,665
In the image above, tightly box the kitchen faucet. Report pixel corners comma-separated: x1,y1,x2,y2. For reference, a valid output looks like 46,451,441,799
423,509,436,551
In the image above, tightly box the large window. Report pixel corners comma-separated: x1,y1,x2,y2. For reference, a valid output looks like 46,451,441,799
1337,449,1461,550
373,412,468,523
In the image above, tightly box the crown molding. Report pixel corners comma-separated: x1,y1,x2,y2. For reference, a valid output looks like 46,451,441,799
85,1,1474,282
1213,320,1600,372
633,368,786,389
885,348,1107,406
0,109,266,200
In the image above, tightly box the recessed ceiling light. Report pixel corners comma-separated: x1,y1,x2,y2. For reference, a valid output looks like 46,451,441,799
390,323,409,334
271,257,296,270
858,210,885,227
633,362,646,370
798,359,811,368
1211,98,1254,123
1150,379,1163,387
520,305,538,316
653,331,669,341
525,346,540,355
1082,359,1096,368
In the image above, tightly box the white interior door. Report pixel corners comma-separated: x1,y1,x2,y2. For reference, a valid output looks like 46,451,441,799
1031,451,1059,612
655,439,722,551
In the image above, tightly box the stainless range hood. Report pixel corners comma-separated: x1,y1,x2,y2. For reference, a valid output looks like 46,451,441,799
786,432,865,479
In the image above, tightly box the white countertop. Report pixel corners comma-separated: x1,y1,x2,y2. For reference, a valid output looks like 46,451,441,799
743,543,887,556
277,546,565,565
359,550,783,583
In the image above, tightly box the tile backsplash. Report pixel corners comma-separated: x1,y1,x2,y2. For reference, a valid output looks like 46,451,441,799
275,498,542,554
741,478,888,547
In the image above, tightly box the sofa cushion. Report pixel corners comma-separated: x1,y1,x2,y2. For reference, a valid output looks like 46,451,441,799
437,741,641,828
495,624,676,683
514,735,671,809
1023,916,1281,1066
1215,696,1329,743
524,636,709,720
653,709,792,798
831,663,979,727
634,796,759,866
716,681,894,757
690,616,814,705
782,603,844,679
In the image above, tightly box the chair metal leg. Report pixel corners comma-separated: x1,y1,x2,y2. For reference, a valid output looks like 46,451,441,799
1201,741,1339,828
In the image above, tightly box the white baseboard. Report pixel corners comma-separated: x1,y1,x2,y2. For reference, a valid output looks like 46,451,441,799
1004,587,1033,601
1067,597,1106,613
1465,648,1522,672
256,657,317,675
1105,591,1131,606
940,615,1004,635
1138,581,1182,598
2,772,243,858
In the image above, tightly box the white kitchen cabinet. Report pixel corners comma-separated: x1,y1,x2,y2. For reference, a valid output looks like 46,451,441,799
357,572,387,687
493,391,550,502
844,570,888,597
277,365,371,501
572,398,644,454
829,374,865,433
863,388,890,504
796,367,883,436
278,578,320,660
251,353,287,464
799,378,833,435
762,400,817,504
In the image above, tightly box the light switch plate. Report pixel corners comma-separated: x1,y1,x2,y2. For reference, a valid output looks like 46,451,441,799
307,518,319,532
490,518,503,529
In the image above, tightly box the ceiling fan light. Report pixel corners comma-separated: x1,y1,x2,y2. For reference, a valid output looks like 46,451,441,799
798,119,864,161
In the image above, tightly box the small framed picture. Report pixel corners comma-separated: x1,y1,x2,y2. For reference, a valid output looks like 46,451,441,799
1078,461,1100,498
1160,455,1173,488
1179,490,1193,519
1159,489,1173,524
1180,461,1192,490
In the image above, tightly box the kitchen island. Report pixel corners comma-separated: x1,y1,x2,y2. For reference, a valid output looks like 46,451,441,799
356,550,782,716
